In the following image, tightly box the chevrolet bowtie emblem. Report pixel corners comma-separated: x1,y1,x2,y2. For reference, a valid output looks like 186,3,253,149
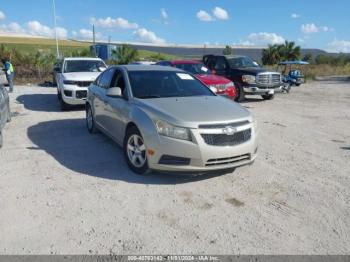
223,126,237,136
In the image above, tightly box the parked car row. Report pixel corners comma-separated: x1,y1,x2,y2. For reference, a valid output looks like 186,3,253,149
46,54,285,175
0,83,11,148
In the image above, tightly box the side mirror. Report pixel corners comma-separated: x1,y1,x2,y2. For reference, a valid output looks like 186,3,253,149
99,67,107,72
106,87,122,98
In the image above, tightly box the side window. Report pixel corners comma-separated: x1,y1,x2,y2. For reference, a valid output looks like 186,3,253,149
110,70,128,99
215,57,227,71
98,69,115,89
206,57,216,70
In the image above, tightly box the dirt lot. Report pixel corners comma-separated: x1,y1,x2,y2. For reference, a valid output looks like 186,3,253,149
0,81,349,255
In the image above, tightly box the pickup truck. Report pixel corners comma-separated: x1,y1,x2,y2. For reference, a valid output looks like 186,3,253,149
203,55,283,102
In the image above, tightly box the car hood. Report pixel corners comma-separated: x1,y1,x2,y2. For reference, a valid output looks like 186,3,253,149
195,74,231,85
135,96,252,128
62,72,101,81
231,67,270,75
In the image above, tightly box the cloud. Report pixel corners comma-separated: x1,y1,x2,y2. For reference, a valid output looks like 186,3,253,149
213,7,229,20
72,28,102,40
247,32,285,45
327,40,350,53
197,10,214,22
133,28,165,44
26,21,67,38
0,10,5,20
291,13,300,19
0,20,67,39
161,8,168,20
301,23,334,34
0,22,25,34
91,17,138,30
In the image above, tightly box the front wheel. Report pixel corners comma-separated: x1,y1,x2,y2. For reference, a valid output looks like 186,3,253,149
124,126,149,175
262,94,274,100
86,104,98,134
234,83,245,102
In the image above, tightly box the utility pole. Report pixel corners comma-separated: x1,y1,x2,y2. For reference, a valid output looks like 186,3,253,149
93,24,96,57
52,0,60,58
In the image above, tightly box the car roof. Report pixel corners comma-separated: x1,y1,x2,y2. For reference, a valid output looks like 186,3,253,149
63,57,103,61
118,65,183,72
171,60,202,65
279,61,309,65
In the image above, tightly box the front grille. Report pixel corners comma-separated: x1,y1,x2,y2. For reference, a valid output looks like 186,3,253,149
199,121,250,129
76,81,92,87
206,154,251,167
256,73,281,85
201,129,251,146
76,90,87,99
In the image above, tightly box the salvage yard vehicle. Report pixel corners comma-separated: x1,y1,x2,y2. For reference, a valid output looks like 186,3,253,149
86,65,258,175
203,55,283,102
156,60,237,100
55,57,107,111
0,83,11,148
277,61,309,93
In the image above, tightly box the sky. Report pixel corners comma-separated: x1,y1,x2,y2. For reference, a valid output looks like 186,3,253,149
0,0,349,52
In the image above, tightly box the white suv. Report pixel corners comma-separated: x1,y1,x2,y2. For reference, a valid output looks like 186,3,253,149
55,57,107,110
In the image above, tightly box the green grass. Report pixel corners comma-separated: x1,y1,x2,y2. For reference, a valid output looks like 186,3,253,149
0,36,180,59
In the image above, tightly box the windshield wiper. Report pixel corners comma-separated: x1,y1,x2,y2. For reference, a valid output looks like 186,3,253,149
137,95,162,99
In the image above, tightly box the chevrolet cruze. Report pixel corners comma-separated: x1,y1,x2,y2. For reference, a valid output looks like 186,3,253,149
86,65,258,175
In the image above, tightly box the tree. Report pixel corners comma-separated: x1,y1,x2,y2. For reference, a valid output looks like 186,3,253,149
282,41,301,61
223,45,233,55
262,41,301,65
302,53,313,63
111,44,139,64
262,44,281,65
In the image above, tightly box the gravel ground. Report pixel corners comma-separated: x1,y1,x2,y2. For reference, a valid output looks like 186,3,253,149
0,81,349,255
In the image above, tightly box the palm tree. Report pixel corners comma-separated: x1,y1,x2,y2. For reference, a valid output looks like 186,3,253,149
281,41,301,61
262,44,281,65
112,44,139,65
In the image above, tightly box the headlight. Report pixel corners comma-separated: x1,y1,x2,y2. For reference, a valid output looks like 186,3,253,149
156,120,191,141
63,80,77,85
242,75,256,84
225,81,235,88
208,85,218,93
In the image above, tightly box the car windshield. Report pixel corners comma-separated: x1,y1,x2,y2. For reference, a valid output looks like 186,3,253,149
128,70,215,99
227,57,259,68
174,63,211,75
63,60,106,73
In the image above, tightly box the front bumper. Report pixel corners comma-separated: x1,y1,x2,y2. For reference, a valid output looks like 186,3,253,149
61,86,88,105
244,85,284,94
144,124,258,173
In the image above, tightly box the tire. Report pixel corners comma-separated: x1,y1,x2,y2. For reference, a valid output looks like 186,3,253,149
86,104,98,134
0,131,3,148
60,97,70,111
234,83,245,102
57,89,62,100
296,83,301,87
52,76,57,87
262,94,274,100
124,126,149,175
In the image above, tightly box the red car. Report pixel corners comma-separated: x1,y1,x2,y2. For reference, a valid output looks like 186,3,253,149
156,60,237,100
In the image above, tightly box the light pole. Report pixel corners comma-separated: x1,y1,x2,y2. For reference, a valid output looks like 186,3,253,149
52,0,60,58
